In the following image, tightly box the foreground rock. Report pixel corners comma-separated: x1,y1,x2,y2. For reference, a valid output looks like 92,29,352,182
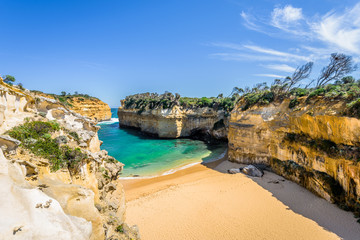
228,165,264,177
0,78,140,239
31,91,112,122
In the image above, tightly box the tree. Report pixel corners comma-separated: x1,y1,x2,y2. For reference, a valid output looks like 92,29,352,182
3,75,15,85
230,87,244,97
316,53,357,87
341,76,355,84
61,91,67,96
18,83,24,90
287,62,313,90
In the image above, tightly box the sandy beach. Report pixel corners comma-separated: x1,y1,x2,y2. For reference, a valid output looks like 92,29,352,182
121,159,360,240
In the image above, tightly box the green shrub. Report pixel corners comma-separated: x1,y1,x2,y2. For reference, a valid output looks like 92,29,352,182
115,225,124,233
290,88,309,97
8,121,59,140
345,98,360,118
289,98,300,109
308,88,325,98
8,121,86,171
69,131,80,142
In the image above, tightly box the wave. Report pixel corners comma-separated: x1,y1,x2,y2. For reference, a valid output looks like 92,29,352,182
118,161,201,180
118,149,227,180
98,118,119,125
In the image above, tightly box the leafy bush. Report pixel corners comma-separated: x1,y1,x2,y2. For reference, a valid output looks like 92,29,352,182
289,98,300,109
123,92,236,113
290,88,309,97
242,90,274,110
345,98,360,118
115,225,124,233
69,131,80,142
8,121,86,171
308,88,325,98
8,121,60,140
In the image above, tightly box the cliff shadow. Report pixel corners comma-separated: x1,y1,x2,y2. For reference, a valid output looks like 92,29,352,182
203,159,360,240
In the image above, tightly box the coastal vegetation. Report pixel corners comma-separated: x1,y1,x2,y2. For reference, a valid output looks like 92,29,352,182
232,53,359,115
31,89,99,107
122,53,359,118
123,92,237,113
7,119,87,171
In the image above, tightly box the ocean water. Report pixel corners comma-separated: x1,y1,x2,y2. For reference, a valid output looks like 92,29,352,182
97,109,227,178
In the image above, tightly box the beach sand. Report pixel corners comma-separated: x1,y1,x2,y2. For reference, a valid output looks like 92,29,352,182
121,159,360,240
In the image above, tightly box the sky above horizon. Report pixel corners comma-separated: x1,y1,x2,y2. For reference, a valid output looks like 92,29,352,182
1,0,360,107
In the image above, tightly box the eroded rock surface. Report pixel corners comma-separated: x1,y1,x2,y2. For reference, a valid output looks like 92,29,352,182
0,78,140,240
228,97,360,213
118,106,228,141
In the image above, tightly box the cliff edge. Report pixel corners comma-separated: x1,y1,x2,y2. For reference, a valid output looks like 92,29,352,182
228,96,360,215
0,79,139,240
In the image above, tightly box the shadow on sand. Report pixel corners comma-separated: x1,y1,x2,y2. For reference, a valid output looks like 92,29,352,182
202,157,360,240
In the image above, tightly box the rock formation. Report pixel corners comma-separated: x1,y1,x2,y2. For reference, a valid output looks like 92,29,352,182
32,92,112,122
117,106,228,142
67,97,112,122
228,96,360,214
0,78,139,240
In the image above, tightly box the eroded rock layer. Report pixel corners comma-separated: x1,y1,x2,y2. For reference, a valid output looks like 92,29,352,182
228,96,360,213
118,106,228,141
0,79,139,240
68,97,112,122
33,92,112,122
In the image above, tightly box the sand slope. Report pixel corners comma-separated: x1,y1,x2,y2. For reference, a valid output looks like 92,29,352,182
122,161,360,240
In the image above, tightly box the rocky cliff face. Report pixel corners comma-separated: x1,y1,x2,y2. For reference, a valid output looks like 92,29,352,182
228,96,360,213
31,92,112,122
68,97,112,122
0,79,139,240
118,106,228,141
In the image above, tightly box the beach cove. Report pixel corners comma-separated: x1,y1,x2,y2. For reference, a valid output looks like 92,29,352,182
122,159,360,240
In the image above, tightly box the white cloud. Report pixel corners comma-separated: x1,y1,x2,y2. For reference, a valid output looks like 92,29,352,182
253,74,286,78
209,43,310,63
210,2,360,79
262,64,295,72
240,11,265,33
311,3,360,54
210,53,291,62
243,44,310,61
272,5,303,26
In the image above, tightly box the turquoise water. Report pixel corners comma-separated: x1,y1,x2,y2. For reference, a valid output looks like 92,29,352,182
97,109,227,178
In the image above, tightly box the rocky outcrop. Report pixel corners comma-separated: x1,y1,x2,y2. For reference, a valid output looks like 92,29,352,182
118,106,228,141
0,78,139,240
0,149,92,240
31,92,112,122
228,96,360,213
67,97,112,122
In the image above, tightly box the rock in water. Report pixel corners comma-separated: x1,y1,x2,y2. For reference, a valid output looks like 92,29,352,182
241,165,264,177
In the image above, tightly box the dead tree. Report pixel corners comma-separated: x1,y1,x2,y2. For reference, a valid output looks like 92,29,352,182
316,53,356,87
287,62,313,91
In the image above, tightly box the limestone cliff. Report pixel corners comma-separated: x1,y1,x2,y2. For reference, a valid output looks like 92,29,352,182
67,97,112,122
31,92,112,122
0,79,139,240
228,96,360,214
118,106,228,141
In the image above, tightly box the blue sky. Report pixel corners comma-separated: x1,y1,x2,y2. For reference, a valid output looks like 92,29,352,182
1,0,360,107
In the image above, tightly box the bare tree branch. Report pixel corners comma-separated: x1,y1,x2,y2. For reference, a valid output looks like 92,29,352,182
287,62,313,90
316,53,357,87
